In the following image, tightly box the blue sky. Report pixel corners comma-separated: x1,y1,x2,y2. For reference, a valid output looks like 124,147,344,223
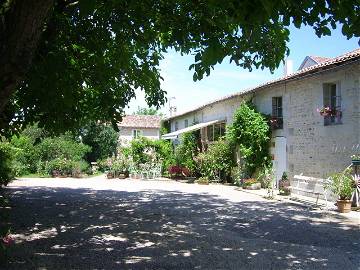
126,25,359,115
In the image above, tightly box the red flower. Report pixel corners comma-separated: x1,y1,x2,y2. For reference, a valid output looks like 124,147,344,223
2,235,14,246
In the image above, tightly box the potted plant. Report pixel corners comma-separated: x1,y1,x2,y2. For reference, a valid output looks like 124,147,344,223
196,177,209,185
242,178,261,190
351,155,360,166
325,168,355,213
279,172,290,195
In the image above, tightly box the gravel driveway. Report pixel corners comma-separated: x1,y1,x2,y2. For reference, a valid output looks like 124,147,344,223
2,177,360,269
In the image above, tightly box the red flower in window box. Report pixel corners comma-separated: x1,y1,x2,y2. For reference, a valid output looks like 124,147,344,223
317,107,341,117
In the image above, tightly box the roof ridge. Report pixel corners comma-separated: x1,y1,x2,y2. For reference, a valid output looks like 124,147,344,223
165,48,360,120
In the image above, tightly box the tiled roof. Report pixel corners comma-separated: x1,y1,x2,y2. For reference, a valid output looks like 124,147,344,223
309,56,332,64
165,48,360,120
118,115,162,128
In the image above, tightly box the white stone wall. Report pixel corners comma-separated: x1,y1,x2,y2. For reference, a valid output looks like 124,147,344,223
253,63,360,178
167,62,360,179
118,127,160,146
170,95,245,132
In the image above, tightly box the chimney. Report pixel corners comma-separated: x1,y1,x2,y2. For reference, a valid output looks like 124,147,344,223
283,59,293,76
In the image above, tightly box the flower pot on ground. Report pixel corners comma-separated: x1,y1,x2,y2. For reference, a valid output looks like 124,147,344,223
196,177,209,185
337,200,352,213
106,171,115,179
325,168,355,213
242,178,261,190
118,173,126,179
279,172,291,195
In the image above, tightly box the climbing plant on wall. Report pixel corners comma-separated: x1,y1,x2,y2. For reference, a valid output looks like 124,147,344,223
227,101,271,177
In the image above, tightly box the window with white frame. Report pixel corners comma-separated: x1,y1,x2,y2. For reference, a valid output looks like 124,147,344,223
132,129,142,139
175,121,178,131
323,83,342,125
184,119,188,128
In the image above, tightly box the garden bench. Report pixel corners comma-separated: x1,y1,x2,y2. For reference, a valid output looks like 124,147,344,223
289,174,329,209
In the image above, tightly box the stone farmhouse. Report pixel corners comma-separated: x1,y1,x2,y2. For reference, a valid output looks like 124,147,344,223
118,115,161,146
163,49,360,182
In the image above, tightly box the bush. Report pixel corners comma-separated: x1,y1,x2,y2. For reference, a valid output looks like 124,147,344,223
36,135,91,162
197,139,234,182
168,165,190,178
127,137,175,175
0,143,15,186
325,168,355,200
79,122,118,162
196,177,209,185
227,102,271,177
45,158,88,177
174,132,198,175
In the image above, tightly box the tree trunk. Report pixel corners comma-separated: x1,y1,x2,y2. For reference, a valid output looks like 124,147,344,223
0,0,54,114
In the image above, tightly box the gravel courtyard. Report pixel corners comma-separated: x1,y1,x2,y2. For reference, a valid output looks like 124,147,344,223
3,177,360,269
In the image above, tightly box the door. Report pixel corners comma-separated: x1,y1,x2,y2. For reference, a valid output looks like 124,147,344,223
272,136,287,188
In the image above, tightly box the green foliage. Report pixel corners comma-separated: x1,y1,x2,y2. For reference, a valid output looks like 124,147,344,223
134,106,162,116
227,102,271,177
175,132,198,174
3,1,360,136
257,165,275,198
197,139,235,182
128,137,175,174
325,168,355,200
196,177,209,185
7,126,91,177
0,143,15,186
35,135,91,162
44,158,89,177
79,122,118,162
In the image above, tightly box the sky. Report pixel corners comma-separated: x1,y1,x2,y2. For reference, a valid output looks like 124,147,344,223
126,25,359,116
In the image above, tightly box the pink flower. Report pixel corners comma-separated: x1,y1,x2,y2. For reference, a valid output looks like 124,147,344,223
2,235,14,246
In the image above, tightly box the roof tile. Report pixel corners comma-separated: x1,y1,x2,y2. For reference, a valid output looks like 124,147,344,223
118,115,161,128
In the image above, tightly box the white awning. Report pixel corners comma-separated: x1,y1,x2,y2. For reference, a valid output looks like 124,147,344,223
162,120,221,140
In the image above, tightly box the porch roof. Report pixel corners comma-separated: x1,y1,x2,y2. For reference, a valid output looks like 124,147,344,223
162,119,221,140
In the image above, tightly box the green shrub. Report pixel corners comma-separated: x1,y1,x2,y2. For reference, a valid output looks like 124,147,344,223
0,143,15,186
36,135,91,162
197,139,234,182
79,122,118,162
127,137,175,175
227,101,271,177
175,132,198,175
325,168,355,200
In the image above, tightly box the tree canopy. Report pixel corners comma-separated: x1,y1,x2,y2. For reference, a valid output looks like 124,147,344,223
1,0,359,137
134,107,162,116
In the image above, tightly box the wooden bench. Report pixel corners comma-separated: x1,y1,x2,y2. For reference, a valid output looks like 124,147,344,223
289,174,329,208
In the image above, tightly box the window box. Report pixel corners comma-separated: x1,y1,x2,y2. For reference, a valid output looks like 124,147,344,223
270,117,283,130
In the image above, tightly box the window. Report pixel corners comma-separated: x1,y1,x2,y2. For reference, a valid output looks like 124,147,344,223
323,83,342,125
175,121,178,131
132,129,142,139
206,122,226,142
184,119,188,128
271,97,283,129
214,122,226,141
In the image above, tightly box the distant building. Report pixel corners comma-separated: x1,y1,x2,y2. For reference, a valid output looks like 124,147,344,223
118,115,161,145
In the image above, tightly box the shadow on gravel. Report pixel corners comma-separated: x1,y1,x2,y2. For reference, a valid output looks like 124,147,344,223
2,186,360,269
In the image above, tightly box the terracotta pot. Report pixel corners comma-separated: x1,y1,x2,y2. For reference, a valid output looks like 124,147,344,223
337,200,352,213
197,182,209,185
243,182,261,190
118,174,126,179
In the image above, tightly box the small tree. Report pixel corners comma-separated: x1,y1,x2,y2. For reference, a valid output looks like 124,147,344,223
79,122,118,162
197,139,235,182
227,101,271,177
175,132,198,175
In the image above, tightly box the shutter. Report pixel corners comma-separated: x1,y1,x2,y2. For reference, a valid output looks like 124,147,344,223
323,84,331,107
